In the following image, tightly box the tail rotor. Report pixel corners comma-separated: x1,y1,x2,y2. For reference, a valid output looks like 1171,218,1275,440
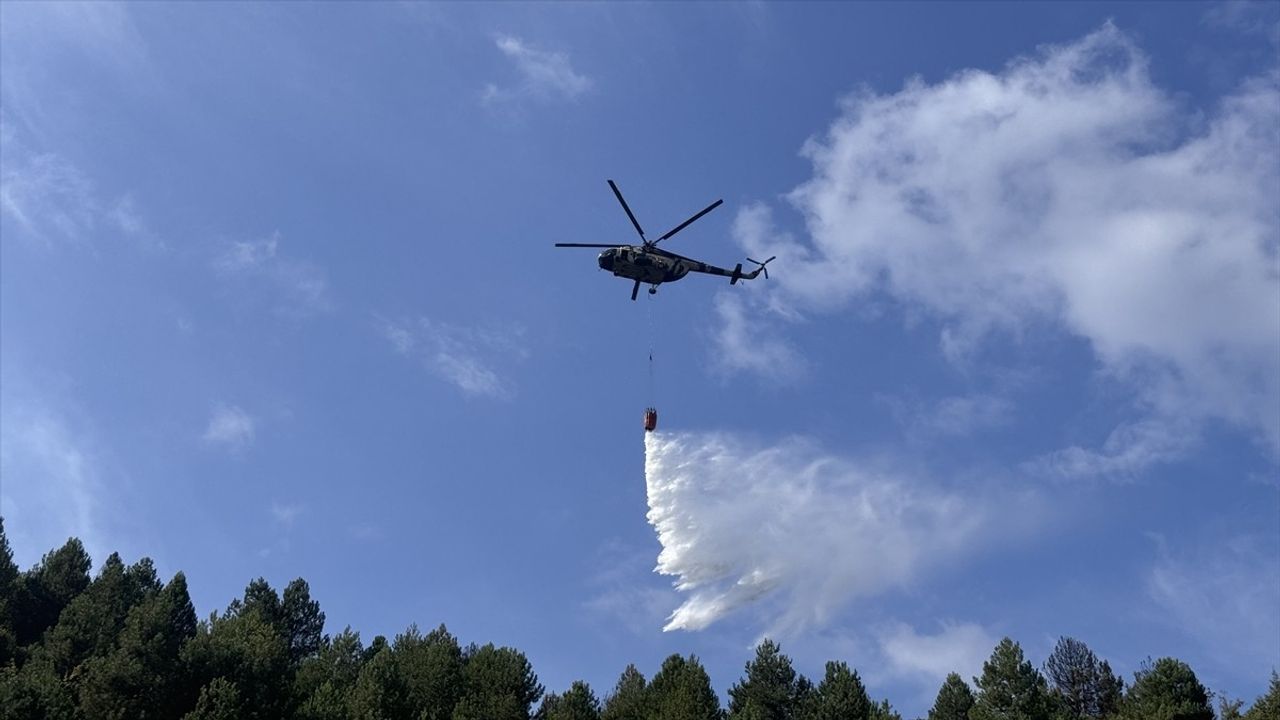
747,256,776,280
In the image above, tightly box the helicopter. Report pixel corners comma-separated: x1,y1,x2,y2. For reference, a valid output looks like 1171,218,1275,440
556,180,775,300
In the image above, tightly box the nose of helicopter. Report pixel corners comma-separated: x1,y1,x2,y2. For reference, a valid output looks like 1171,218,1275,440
597,249,615,271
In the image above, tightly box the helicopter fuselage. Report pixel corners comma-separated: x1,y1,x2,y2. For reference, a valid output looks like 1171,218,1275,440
597,246,693,285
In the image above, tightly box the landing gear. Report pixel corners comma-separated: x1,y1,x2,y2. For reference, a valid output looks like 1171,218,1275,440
648,286,657,295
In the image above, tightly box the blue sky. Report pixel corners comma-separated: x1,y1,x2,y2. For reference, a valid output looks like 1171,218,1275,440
2,1,1277,715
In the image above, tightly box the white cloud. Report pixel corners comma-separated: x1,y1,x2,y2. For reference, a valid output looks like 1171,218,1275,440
711,292,805,381
379,316,526,399
0,119,156,249
213,233,330,318
878,621,997,686
882,392,1015,439
270,502,302,527
644,430,1041,633
734,24,1280,467
1146,535,1280,673
0,402,104,564
483,34,591,106
202,404,255,449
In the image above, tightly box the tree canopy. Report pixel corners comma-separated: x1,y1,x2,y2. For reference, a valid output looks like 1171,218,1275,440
0,523,1269,720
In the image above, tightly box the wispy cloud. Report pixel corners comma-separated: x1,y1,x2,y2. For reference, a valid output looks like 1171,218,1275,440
0,117,156,249
582,540,677,636
877,621,997,686
644,430,1043,633
0,400,105,564
482,34,591,107
711,292,805,382
270,502,302,527
881,392,1015,440
213,232,330,318
1146,534,1280,673
733,23,1280,467
378,315,527,399
202,404,255,449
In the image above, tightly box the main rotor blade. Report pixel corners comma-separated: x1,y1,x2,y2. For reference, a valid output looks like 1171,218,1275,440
608,180,646,242
654,198,723,245
554,243,618,247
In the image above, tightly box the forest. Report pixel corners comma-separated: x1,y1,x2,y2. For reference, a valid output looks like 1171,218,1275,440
1,521,1276,720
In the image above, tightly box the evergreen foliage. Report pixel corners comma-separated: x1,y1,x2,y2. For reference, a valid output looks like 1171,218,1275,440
538,680,602,720
1043,637,1122,719
1244,672,1280,720
601,664,648,720
927,672,973,720
1116,658,1213,720
646,654,722,720
971,637,1056,720
800,660,871,720
728,639,807,720
0,525,1268,720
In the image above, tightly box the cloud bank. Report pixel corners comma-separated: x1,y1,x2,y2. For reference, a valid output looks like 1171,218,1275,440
734,24,1280,463
644,431,1033,632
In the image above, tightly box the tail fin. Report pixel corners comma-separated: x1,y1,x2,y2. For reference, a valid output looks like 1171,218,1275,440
730,263,743,285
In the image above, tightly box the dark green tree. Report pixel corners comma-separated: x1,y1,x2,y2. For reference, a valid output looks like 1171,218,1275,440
971,637,1055,720
40,553,161,682
181,593,292,719
729,639,806,720
867,699,902,720
395,623,464,720
1220,697,1246,720
1116,658,1212,720
452,643,543,720
927,672,973,720
0,659,78,720
1043,637,1123,719
295,627,365,718
78,571,198,719
0,517,18,666
646,654,722,720
282,578,325,666
538,680,603,720
1244,672,1280,720
601,664,648,720
351,645,409,720
183,677,244,720
799,660,871,720
12,539,91,649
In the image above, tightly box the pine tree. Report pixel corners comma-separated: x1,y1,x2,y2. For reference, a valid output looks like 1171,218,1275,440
602,664,648,720
646,654,722,720
78,572,198,719
183,677,244,720
452,643,544,720
928,673,974,720
350,645,409,720
1244,672,1280,720
799,660,871,720
1116,658,1212,720
538,680,603,720
868,699,902,720
395,623,464,720
13,539,92,648
282,578,326,666
729,639,806,720
295,627,365,718
180,596,292,719
971,637,1055,720
0,517,18,666
1043,637,1123,719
